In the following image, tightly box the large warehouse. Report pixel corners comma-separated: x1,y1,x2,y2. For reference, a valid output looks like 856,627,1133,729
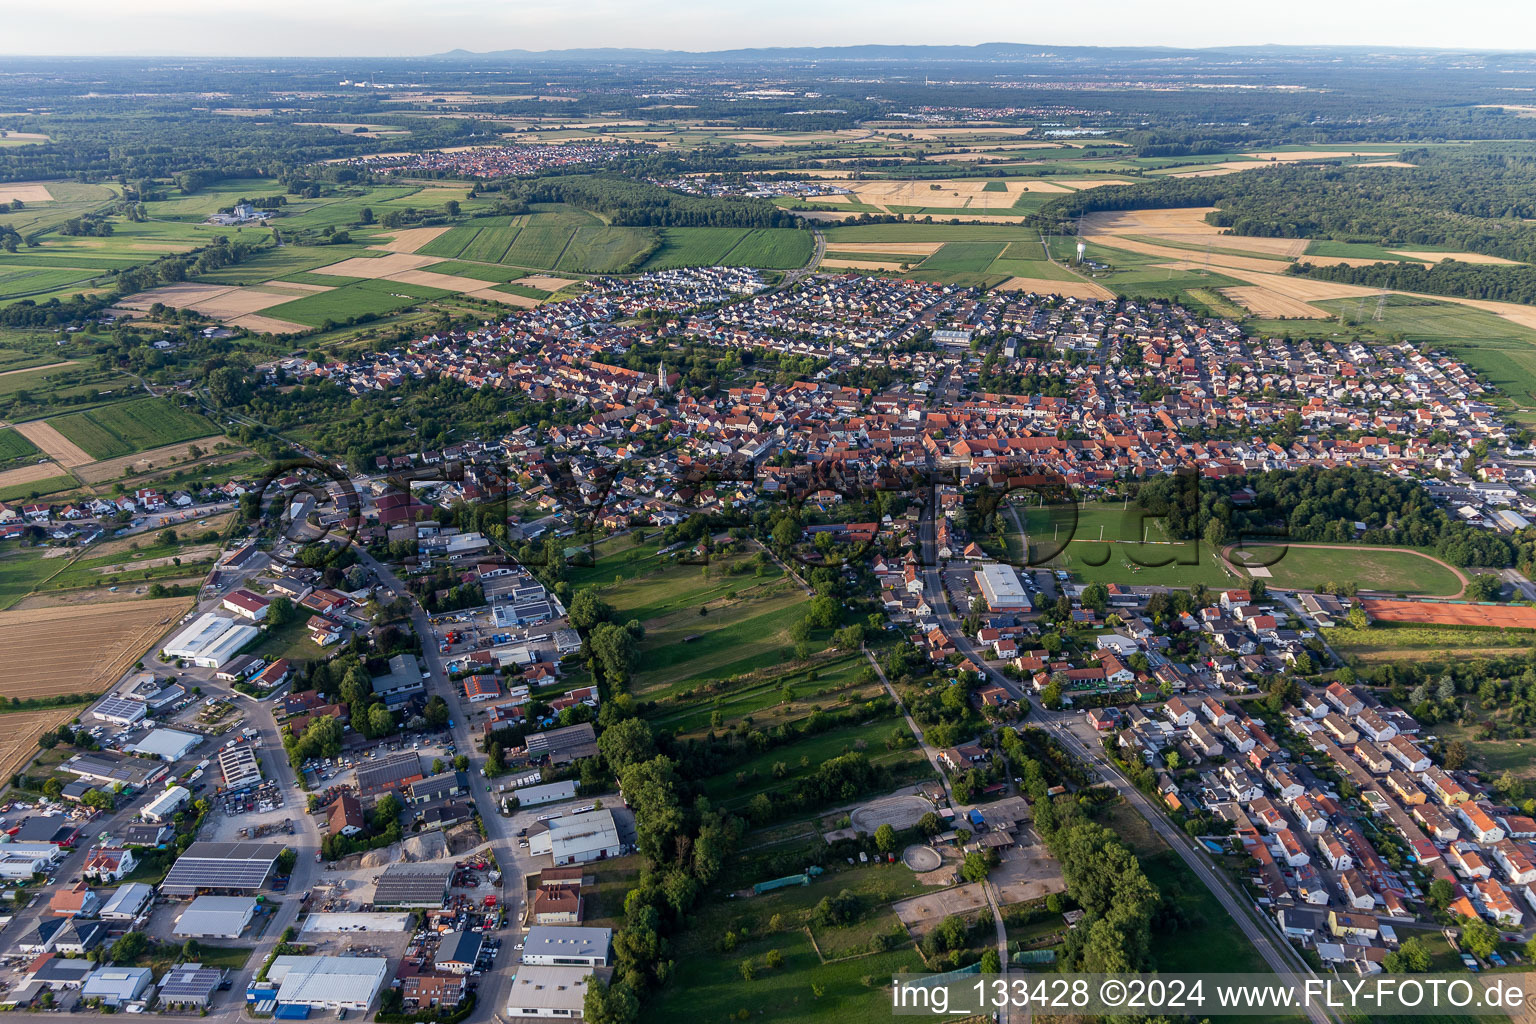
173,896,257,939
977,563,1031,612
527,808,623,866
130,729,201,762
161,841,284,896
266,956,389,1011
505,965,593,1019
162,613,261,669
371,863,452,907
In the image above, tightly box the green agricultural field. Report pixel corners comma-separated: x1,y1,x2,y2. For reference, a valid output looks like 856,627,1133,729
1303,240,1428,263
982,180,1009,192
0,545,62,609
0,427,41,468
459,222,523,263
0,266,102,301
262,277,451,327
0,473,76,502
502,222,577,268
988,258,1077,280
1231,543,1463,595
639,227,745,270
418,225,478,259
46,397,219,461
41,535,218,592
631,580,807,693
919,241,1008,273
421,261,526,283
717,228,814,269
647,655,874,736
556,226,656,273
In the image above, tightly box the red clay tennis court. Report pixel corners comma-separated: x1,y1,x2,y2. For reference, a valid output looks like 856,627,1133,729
1362,599,1536,629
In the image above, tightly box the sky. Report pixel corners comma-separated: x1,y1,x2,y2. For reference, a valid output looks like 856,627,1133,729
6,0,1536,57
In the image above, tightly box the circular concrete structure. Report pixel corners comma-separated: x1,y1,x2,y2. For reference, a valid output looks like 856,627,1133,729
902,844,942,872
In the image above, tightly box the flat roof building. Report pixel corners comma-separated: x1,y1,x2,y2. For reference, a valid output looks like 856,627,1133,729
520,926,611,967
371,863,452,907
522,723,598,766
61,752,158,789
158,964,226,1009
527,808,622,866
977,563,1030,612
173,896,257,939
143,785,191,823
218,743,262,791
505,965,593,1019
161,842,283,897
81,966,154,1008
357,751,423,797
100,883,154,921
90,696,147,727
163,613,260,669
130,729,202,762
267,955,388,1011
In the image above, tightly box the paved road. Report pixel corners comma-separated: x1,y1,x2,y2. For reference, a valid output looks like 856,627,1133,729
914,496,1335,1024
354,547,521,1023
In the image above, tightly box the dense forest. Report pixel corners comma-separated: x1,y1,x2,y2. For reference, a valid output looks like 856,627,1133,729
514,175,801,229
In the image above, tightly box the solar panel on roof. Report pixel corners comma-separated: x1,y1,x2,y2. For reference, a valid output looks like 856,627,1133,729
159,967,223,1002
161,841,284,894
371,863,452,905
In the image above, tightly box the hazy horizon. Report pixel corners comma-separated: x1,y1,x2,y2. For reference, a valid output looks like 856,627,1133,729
7,0,1536,59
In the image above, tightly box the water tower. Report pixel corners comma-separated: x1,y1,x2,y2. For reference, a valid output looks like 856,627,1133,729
1076,240,1086,263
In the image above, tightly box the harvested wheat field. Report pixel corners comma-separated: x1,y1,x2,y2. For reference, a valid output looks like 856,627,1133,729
1153,233,1310,258
1159,264,1378,302
1083,207,1222,235
1085,235,1286,274
821,258,905,272
178,287,296,318
249,281,334,296
0,461,68,489
0,596,189,698
1221,286,1332,318
77,438,232,484
850,179,1049,210
226,313,308,334
467,288,540,307
116,282,235,311
1390,250,1524,265
518,275,577,292
385,269,497,293
311,252,441,278
371,226,452,253
0,707,87,783
12,419,92,468
0,182,54,204
1051,179,1135,190
994,276,1116,300
1248,150,1403,162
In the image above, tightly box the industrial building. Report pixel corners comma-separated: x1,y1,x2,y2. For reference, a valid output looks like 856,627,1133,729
218,742,263,791
173,896,257,938
130,728,202,762
162,612,261,669
977,563,1031,612
433,931,482,974
60,751,159,789
142,785,192,823
0,844,63,880
527,808,622,865
522,723,598,765
265,955,389,1011
370,653,425,707
520,926,611,967
513,779,577,808
99,883,153,921
356,751,423,797
161,841,284,897
505,965,593,1019
90,695,147,727
371,863,452,907
158,964,226,1009
81,967,154,1008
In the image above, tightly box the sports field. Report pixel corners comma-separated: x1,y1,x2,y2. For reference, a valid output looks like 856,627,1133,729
1360,599,1536,629
1230,544,1465,596
1023,500,1237,590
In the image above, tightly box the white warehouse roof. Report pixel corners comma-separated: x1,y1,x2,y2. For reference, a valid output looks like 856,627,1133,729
163,613,260,668
143,785,191,822
267,956,388,1010
174,896,257,938
131,728,201,761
